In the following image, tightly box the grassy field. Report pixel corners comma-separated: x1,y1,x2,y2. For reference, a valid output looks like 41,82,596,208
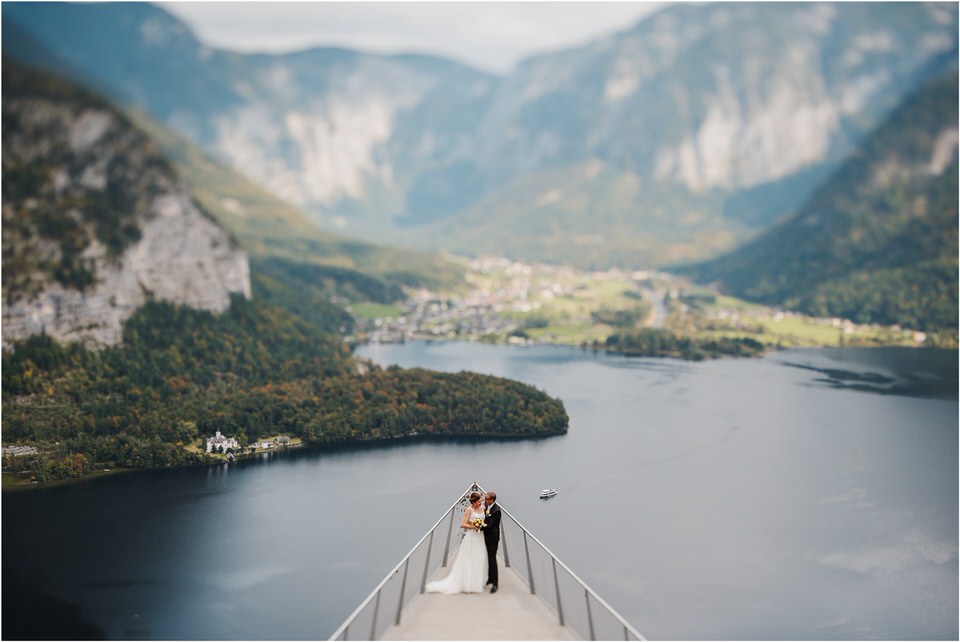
480,265,645,344
350,302,406,320
524,321,613,344
687,295,920,348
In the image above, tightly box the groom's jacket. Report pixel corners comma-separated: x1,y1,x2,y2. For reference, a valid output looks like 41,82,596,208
483,504,502,542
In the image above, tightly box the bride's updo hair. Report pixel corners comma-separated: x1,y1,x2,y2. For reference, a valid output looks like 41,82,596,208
468,491,482,504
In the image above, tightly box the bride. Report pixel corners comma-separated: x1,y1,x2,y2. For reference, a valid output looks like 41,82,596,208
425,492,489,594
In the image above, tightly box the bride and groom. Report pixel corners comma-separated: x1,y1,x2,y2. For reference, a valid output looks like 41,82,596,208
425,490,502,595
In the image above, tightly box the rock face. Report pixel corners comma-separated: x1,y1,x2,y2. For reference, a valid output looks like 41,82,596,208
2,193,251,348
2,62,250,349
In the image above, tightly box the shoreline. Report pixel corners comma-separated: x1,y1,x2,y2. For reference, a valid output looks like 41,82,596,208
2,430,567,493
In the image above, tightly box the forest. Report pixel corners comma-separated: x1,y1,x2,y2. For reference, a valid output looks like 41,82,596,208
2,296,568,483
600,328,766,361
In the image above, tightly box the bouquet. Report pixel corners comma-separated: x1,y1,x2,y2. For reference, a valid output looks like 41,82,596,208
472,518,485,530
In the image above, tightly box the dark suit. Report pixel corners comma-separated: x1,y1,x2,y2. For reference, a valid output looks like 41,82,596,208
482,503,502,586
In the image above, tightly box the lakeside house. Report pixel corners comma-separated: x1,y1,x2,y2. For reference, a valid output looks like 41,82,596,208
253,436,291,451
206,431,239,453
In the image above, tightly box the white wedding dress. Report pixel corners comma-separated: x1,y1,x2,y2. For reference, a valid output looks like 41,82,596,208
425,507,488,594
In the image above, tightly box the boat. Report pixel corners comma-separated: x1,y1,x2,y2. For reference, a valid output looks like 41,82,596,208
539,488,558,498
330,483,644,640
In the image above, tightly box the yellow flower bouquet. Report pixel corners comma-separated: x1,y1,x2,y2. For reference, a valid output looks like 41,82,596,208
472,518,485,530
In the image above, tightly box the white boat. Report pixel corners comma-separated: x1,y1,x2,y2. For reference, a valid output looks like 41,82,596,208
539,488,558,498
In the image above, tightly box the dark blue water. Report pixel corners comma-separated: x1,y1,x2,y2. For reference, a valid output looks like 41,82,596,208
3,345,957,640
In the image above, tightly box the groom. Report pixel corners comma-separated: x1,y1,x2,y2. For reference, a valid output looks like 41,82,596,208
482,491,502,593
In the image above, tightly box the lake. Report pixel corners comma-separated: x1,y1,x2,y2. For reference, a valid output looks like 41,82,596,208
3,343,957,640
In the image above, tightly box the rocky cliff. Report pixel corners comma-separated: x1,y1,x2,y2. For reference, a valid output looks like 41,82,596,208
2,62,250,349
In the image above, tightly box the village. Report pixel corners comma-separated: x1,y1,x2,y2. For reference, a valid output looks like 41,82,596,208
355,258,671,344
351,258,925,348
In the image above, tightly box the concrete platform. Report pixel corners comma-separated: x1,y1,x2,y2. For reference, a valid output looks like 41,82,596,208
380,558,578,640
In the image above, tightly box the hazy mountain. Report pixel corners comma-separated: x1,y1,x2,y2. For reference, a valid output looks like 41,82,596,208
681,74,958,333
1,60,250,348
1,2,496,238
127,107,467,294
4,2,957,268
422,3,959,266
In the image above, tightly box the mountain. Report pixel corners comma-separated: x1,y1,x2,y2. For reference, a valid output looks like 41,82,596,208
126,107,467,294
4,2,957,268
1,2,496,239
418,3,959,266
1,60,250,348
681,74,958,334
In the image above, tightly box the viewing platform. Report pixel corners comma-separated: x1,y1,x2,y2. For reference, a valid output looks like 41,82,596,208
330,484,644,641
381,562,576,640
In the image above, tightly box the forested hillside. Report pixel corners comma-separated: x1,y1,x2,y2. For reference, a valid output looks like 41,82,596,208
1,61,567,484
682,74,958,337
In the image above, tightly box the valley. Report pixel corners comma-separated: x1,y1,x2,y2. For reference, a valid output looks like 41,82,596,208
2,4,957,639
1,1,955,484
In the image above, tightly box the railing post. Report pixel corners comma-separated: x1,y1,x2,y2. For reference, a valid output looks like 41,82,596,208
552,557,564,626
501,519,510,567
523,530,536,594
420,530,434,593
585,588,596,640
442,507,456,566
623,624,629,640
342,624,349,640
368,590,381,640
395,558,410,626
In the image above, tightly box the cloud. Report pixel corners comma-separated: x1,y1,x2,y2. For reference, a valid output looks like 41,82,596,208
160,1,667,73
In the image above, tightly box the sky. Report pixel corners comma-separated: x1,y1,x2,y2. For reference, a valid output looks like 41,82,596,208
160,1,669,74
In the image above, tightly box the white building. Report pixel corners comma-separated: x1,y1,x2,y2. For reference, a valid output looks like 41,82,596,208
206,431,239,453
3,445,39,456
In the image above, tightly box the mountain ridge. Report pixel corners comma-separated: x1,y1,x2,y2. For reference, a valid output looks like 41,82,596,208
4,2,956,268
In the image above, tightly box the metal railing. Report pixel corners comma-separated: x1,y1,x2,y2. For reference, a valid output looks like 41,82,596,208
498,500,646,641
329,483,645,641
